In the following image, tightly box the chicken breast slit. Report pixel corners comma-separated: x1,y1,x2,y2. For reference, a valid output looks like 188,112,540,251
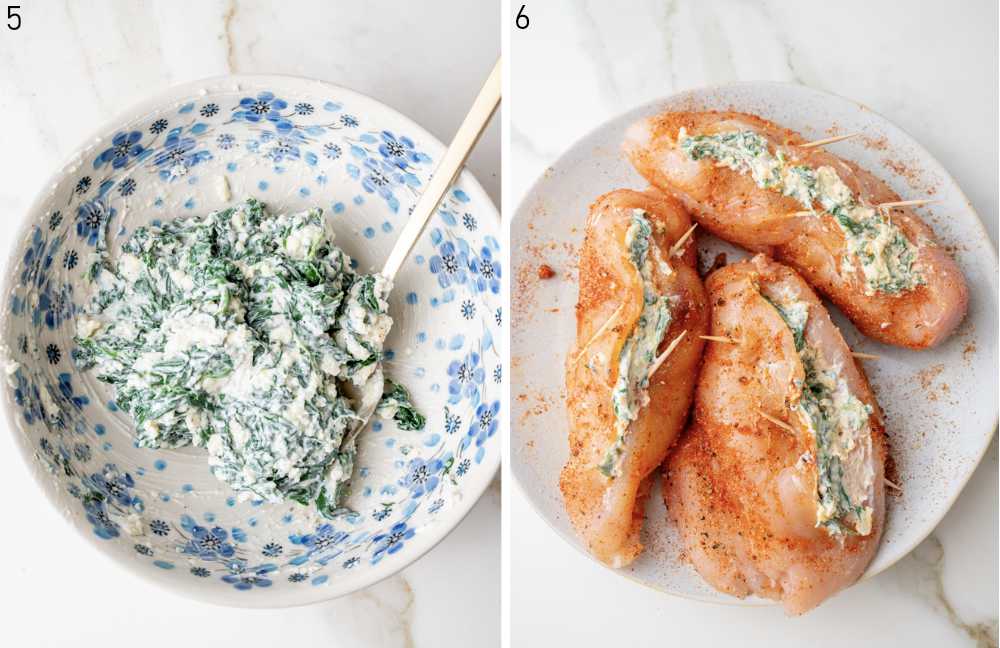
664,254,887,615
624,110,968,349
561,188,709,567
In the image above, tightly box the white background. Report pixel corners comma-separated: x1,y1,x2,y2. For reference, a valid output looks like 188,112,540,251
510,1,998,646
0,2,499,647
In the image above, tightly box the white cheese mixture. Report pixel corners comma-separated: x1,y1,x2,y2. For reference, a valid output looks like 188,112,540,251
680,128,923,295
74,198,423,516
599,210,672,478
763,288,875,536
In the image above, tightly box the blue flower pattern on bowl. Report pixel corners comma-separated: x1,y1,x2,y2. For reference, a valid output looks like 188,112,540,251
1,83,500,599
94,131,148,170
448,350,486,405
399,456,446,498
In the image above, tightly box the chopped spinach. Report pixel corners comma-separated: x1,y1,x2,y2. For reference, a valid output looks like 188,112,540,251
376,379,426,431
762,294,807,351
681,130,923,295
74,198,421,515
601,210,672,477
763,290,874,536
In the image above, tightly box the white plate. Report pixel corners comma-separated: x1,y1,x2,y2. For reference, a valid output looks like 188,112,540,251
510,82,998,604
1,75,502,606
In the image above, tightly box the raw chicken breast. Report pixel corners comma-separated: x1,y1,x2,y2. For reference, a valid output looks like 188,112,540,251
665,254,886,614
624,110,967,349
561,189,708,567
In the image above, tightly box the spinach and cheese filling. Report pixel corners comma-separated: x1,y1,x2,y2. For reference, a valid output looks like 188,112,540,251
764,287,875,536
375,379,426,431
680,129,923,295
599,210,672,477
74,198,422,516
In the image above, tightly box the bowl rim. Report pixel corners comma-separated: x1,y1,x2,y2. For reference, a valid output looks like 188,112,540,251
0,72,501,608
509,79,998,606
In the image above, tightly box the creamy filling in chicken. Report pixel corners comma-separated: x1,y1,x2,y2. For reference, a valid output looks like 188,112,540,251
680,129,923,296
600,210,672,478
764,288,875,536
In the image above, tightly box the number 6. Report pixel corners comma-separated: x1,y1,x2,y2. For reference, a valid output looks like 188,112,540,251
516,4,528,30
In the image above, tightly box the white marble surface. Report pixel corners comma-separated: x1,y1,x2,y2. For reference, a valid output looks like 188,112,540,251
0,1,499,647
510,1,997,646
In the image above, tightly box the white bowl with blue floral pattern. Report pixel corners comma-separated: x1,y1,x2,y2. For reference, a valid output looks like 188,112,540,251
1,75,501,606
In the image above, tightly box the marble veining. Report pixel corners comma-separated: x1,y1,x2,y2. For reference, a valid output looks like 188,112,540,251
914,536,997,647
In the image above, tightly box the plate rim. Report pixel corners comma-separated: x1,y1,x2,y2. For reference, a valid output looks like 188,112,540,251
0,72,501,608
509,80,998,606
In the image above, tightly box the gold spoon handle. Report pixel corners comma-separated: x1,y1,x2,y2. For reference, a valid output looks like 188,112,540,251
381,58,501,279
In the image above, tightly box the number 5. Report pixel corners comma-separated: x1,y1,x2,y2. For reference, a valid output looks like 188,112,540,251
8,6,21,30
515,4,528,30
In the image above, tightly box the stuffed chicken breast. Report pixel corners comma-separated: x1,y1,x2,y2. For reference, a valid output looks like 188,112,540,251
665,255,886,614
561,189,708,567
624,110,967,349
